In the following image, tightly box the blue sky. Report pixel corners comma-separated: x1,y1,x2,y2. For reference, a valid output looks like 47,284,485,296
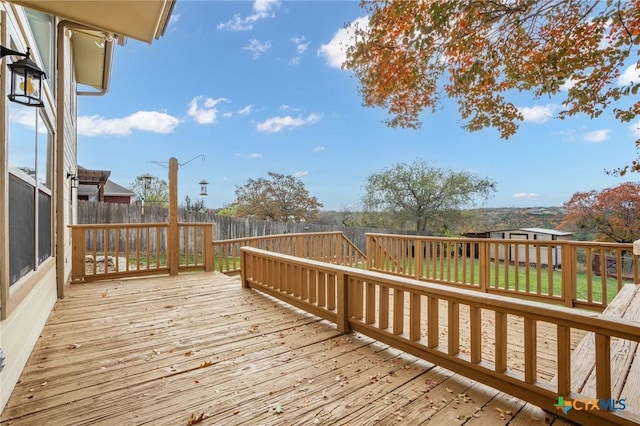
75,0,640,211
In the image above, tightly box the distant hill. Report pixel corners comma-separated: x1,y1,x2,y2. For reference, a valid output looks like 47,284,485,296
467,206,567,232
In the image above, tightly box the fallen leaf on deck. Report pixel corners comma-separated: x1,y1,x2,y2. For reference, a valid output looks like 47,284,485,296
187,412,206,425
274,405,284,414
198,361,213,368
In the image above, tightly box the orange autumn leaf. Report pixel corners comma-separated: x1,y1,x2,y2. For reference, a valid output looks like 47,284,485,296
345,0,640,173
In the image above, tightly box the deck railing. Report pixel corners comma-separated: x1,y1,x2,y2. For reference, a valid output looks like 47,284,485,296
366,233,639,311
213,231,365,274
70,223,213,282
240,247,640,426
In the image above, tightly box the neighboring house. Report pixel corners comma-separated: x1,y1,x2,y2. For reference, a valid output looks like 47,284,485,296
77,166,135,204
0,0,173,412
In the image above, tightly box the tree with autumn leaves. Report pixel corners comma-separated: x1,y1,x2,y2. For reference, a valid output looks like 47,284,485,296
233,172,322,222
560,182,640,243
344,1,640,173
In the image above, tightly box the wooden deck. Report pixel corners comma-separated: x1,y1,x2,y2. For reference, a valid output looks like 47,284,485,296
1,272,585,425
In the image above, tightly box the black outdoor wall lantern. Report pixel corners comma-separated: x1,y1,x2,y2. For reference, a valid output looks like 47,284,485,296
1,45,46,107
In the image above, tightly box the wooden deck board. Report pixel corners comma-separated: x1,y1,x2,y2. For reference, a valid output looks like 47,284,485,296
1,272,590,425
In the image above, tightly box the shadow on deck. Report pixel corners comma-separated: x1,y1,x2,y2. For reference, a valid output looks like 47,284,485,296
1,272,579,425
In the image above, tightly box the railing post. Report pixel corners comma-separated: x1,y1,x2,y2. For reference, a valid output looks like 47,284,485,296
168,158,179,275
562,243,575,308
70,226,86,282
204,224,214,272
366,234,372,270
336,271,351,333
240,248,249,288
415,238,422,280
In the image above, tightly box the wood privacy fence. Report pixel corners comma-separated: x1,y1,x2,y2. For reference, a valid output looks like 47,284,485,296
77,200,412,251
366,233,639,311
240,247,640,426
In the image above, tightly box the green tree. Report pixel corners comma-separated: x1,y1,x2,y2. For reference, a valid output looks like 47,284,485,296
233,172,323,222
184,195,207,213
129,175,168,208
344,1,640,173
362,160,496,233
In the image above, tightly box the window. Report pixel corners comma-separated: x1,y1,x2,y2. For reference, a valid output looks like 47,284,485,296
25,9,54,92
8,104,52,286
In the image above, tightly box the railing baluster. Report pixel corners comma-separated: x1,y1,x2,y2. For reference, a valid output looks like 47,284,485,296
448,301,459,355
470,305,482,364
524,318,537,384
495,311,507,372
557,324,571,395
595,333,611,401
409,292,421,342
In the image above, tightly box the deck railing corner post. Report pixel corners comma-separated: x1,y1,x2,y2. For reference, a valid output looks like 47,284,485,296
562,243,576,308
240,248,250,288
336,271,351,333
204,224,214,272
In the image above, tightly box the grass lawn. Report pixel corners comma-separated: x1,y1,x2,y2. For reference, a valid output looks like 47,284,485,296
375,257,623,305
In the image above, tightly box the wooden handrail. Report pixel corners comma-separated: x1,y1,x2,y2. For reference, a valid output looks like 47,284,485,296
69,222,213,282
240,247,640,426
213,231,365,275
365,233,639,311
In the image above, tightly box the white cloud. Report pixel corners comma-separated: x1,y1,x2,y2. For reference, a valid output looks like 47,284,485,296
557,129,577,142
169,13,180,26
289,36,309,65
187,96,229,124
512,193,540,199
618,64,640,86
235,152,263,159
279,104,300,111
313,146,326,152
217,0,280,31
223,112,233,118
244,39,271,59
630,120,640,139
294,171,308,177
78,111,180,136
238,105,253,115
9,108,47,133
583,129,610,143
559,79,577,92
318,16,368,69
518,104,557,123
256,113,321,133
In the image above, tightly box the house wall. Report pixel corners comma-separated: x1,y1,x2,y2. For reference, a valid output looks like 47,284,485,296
0,263,56,407
60,22,77,283
0,4,72,412
104,195,133,204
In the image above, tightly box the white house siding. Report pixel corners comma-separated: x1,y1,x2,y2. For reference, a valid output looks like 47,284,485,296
0,4,60,412
61,26,77,284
